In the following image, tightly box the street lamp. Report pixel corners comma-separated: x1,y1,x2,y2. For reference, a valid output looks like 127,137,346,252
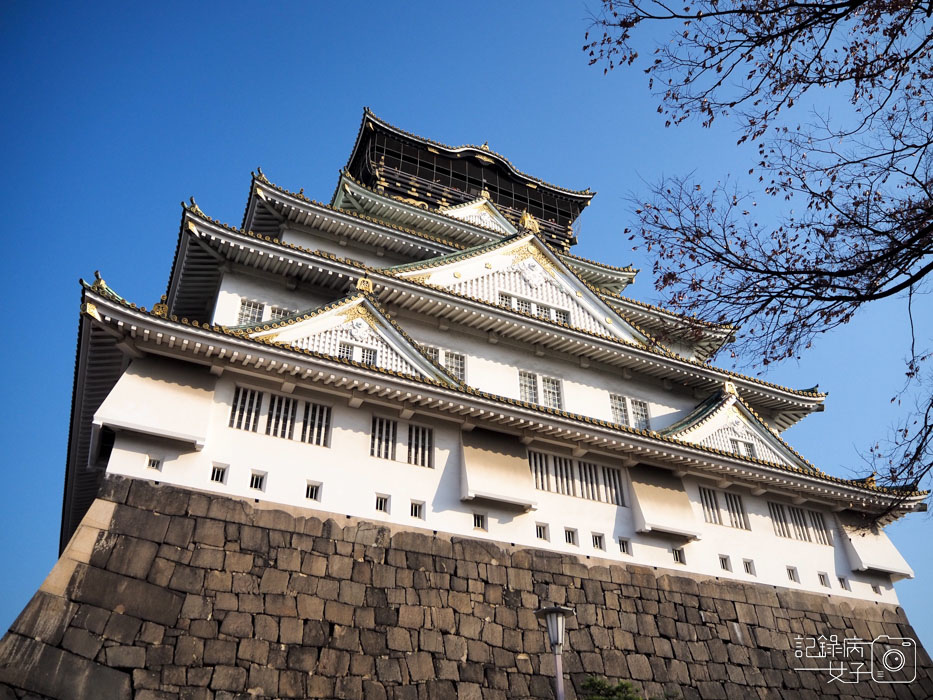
535,605,576,700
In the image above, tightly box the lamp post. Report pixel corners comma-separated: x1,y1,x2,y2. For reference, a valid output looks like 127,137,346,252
535,605,575,700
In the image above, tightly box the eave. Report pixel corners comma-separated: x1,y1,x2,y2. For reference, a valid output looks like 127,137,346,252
179,216,827,428
80,285,927,518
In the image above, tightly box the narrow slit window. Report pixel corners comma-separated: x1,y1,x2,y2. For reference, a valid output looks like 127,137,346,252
229,386,263,432
407,424,434,468
473,513,486,530
265,394,298,440
818,572,830,588
147,457,162,471
768,502,791,538
592,533,605,550
723,492,750,530
788,506,812,542
305,482,321,501
300,402,331,447
719,555,731,572
249,471,266,491
808,510,831,546
375,495,389,513
838,577,851,591
210,465,227,484
370,416,398,460
529,451,551,491
672,547,686,565
410,501,424,519
535,523,548,540
786,566,799,583
618,538,631,555
564,528,578,546
743,559,756,576
699,486,722,525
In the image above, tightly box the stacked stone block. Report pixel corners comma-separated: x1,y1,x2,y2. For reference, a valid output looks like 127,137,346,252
0,475,930,699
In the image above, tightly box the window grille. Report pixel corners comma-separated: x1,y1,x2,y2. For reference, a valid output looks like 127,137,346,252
249,472,265,491
535,523,548,540
730,438,757,459
788,506,812,542
519,370,538,403
723,492,750,530
497,292,512,308
630,399,650,430
672,548,685,564
838,577,851,591
554,309,570,324
410,501,424,519
338,342,353,360
360,347,377,365
768,502,791,538
305,482,321,501
579,462,600,501
375,495,389,513
529,451,550,491
602,466,625,505
269,306,293,321
719,555,731,571
553,456,576,496
541,376,563,409
808,510,831,545
210,465,226,483
147,457,162,471
592,533,605,550
535,305,550,320
444,352,465,381
407,424,434,468
564,529,577,545
818,572,830,588
609,394,629,425
370,417,397,460
515,298,532,314
786,567,799,583
743,559,756,576
265,394,298,440
300,402,331,447
699,486,722,525
237,299,264,325
473,513,486,530
618,538,631,555
421,344,440,362
229,386,263,432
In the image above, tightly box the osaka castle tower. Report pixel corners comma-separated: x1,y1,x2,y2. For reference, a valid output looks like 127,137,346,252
3,109,930,700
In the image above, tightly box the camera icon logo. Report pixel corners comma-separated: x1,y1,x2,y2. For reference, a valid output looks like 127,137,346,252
871,635,916,683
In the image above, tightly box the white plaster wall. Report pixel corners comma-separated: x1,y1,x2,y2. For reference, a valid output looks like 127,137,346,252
280,228,414,270
212,272,335,327
102,371,898,604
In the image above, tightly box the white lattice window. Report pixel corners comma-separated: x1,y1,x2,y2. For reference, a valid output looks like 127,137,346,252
788,506,812,541
444,352,465,381
305,482,321,501
768,502,791,538
265,394,299,440
609,394,629,425
338,342,353,360
210,464,227,484
699,486,722,525
808,510,832,546
300,402,331,447
536,523,549,540
375,494,389,513
410,501,424,519
554,309,570,325
723,493,750,530
541,377,563,409
592,533,605,550
420,344,440,362
610,394,650,430
564,528,577,546
519,370,538,404
407,424,434,468
269,306,294,321
370,417,398,460
515,298,532,314
229,387,263,432
499,292,571,324
360,347,377,365
249,471,266,491
630,399,650,430
730,438,757,459
237,299,264,325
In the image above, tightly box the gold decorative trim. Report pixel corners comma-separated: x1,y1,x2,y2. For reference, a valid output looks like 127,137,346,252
82,302,101,321
724,381,738,396
510,244,555,276
340,303,379,330
475,153,494,164
356,276,374,293
518,210,540,233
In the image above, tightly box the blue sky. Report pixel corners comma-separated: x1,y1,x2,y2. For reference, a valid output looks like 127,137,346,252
1,1,929,649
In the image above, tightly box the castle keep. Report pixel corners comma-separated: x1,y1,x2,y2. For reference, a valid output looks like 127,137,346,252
1,110,929,698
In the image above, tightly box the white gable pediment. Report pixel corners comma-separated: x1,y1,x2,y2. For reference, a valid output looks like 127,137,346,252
394,235,648,345
439,198,516,235
249,297,454,384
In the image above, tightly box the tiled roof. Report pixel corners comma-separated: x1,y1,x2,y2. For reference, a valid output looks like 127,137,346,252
81,279,923,500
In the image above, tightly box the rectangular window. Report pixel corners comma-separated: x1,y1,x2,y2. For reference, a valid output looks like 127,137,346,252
788,506,812,542
630,399,650,430
818,572,830,588
444,352,465,381
519,370,538,404
699,486,722,525
730,438,757,459
497,292,512,308
269,306,293,321
370,417,398,460
672,547,686,565
237,299,264,325
529,451,550,491
618,538,631,555
375,495,389,513
515,298,532,314
265,394,298,440
609,394,629,425
541,376,563,409
338,342,353,360
249,471,266,491
536,523,549,540
210,465,227,484
564,528,578,546
147,457,162,471
528,452,625,505
743,559,756,576
473,513,486,530
592,533,605,550
229,386,263,432
300,402,331,447
578,462,600,501
410,501,424,519
305,482,321,501
360,347,378,365
768,502,791,538
723,492,750,530
553,456,576,496
808,510,831,546
602,466,625,506
786,566,799,583
407,424,434,468
838,577,851,591
421,344,440,362
719,555,731,572
554,309,570,325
